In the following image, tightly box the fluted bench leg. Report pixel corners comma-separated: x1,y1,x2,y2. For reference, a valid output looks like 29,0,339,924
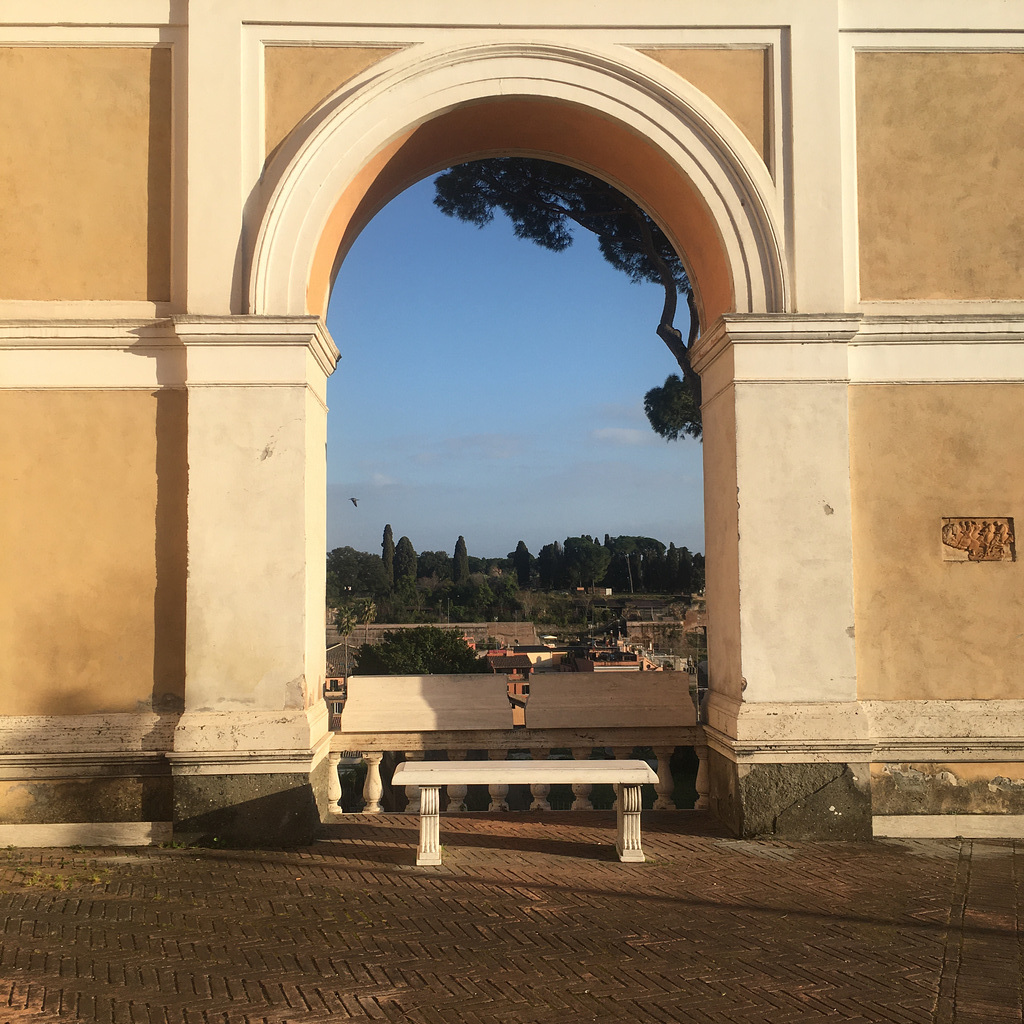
615,783,645,862
416,786,442,866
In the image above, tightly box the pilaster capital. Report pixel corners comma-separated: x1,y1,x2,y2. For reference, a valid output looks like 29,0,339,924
173,314,339,384
692,313,861,381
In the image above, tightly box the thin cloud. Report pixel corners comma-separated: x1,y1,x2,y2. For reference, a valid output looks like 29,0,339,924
424,433,525,460
592,427,653,446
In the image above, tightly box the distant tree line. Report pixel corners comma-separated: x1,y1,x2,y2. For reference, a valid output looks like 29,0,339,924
327,526,704,622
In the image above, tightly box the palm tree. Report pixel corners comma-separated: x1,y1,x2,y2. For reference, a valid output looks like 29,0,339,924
356,597,377,645
336,603,356,678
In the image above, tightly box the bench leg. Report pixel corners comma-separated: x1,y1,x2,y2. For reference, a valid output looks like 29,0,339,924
416,786,442,866
615,784,645,863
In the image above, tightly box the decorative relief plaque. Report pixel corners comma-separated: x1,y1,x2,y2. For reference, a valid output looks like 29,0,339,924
941,517,1015,562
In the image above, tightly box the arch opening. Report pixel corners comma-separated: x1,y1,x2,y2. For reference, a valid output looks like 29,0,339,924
323,166,707,569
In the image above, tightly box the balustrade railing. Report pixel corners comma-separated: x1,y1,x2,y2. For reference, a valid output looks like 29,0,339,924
327,743,709,815
325,672,708,816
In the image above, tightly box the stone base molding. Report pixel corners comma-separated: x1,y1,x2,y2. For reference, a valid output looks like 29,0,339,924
873,815,1024,839
168,705,332,776
704,692,1024,763
703,692,1024,838
169,705,332,845
0,822,172,848
0,713,179,779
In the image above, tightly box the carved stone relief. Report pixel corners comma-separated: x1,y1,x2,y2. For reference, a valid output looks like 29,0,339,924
941,517,1015,561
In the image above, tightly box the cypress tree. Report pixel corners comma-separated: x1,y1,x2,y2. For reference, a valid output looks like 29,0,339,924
394,536,417,587
382,525,395,589
453,536,470,584
512,540,532,588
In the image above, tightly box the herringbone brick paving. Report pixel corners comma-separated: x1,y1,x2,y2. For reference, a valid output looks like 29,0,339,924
0,813,1020,1023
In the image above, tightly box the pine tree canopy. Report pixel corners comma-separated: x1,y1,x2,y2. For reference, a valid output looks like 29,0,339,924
433,157,702,440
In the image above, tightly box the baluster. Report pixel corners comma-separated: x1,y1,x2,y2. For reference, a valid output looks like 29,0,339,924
327,751,342,815
446,749,468,811
611,746,634,811
362,751,384,813
570,747,593,811
487,749,509,811
694,741,710,810
404,751,422,814
529,748,550,810
653,746,676,810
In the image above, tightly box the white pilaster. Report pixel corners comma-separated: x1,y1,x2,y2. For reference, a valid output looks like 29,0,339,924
185,0,245,314
173,315,337,766
696,315,859,716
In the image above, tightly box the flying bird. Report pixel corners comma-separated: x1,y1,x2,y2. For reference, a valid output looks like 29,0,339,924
349,497,359,507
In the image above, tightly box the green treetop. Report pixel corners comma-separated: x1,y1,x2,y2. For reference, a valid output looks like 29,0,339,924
354,626,487,674
434,157,701,440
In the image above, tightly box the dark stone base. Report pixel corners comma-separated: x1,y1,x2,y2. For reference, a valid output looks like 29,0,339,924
708,749,872,840
0,775,171,824
173,756,330,847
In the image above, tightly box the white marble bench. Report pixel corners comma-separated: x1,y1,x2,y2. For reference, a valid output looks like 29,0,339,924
391,759,659,866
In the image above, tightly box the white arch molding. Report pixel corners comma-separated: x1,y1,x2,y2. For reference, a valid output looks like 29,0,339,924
246,40,789,321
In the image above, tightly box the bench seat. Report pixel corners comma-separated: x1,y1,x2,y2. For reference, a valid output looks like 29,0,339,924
392,758,658,866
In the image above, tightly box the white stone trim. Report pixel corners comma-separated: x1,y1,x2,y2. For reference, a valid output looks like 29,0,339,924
176,315,338,406
247,37,787,320
850,316,1024,383
167,729,332,777
0,821,172,848
0,23,176,44
694,314,860,392
186,1,244,314
0,319,182,389
692,314,1024,395
0,713,178,754
0,714,177,779
0,753,169,780
0,315,337,393
170,705,331,776
873,815,1024,839
705,692,1024,764
0,301,174,319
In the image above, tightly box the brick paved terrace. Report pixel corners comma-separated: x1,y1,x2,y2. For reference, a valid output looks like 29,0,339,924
1,812,1021,1023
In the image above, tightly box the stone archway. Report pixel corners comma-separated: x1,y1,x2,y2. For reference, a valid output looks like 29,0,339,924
199,41,856,840
247,41,787,323
6,8,1021,848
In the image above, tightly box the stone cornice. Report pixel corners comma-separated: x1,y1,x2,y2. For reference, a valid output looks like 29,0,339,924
0,315,339,389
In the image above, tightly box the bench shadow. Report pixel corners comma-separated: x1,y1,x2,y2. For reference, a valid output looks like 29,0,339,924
318,810,730,866
321,813,625,862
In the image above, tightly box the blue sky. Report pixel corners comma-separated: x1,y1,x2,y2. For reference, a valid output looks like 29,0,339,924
324,176,704,559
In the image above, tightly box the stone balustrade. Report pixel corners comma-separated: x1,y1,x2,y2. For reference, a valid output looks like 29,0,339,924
325,671,708,815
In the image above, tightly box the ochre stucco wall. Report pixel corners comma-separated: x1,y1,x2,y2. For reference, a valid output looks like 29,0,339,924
264,45,401,158
0,391,186,714
850,384,1024,700
0,46,172,302
856,51,1024,301
638,47,768,164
